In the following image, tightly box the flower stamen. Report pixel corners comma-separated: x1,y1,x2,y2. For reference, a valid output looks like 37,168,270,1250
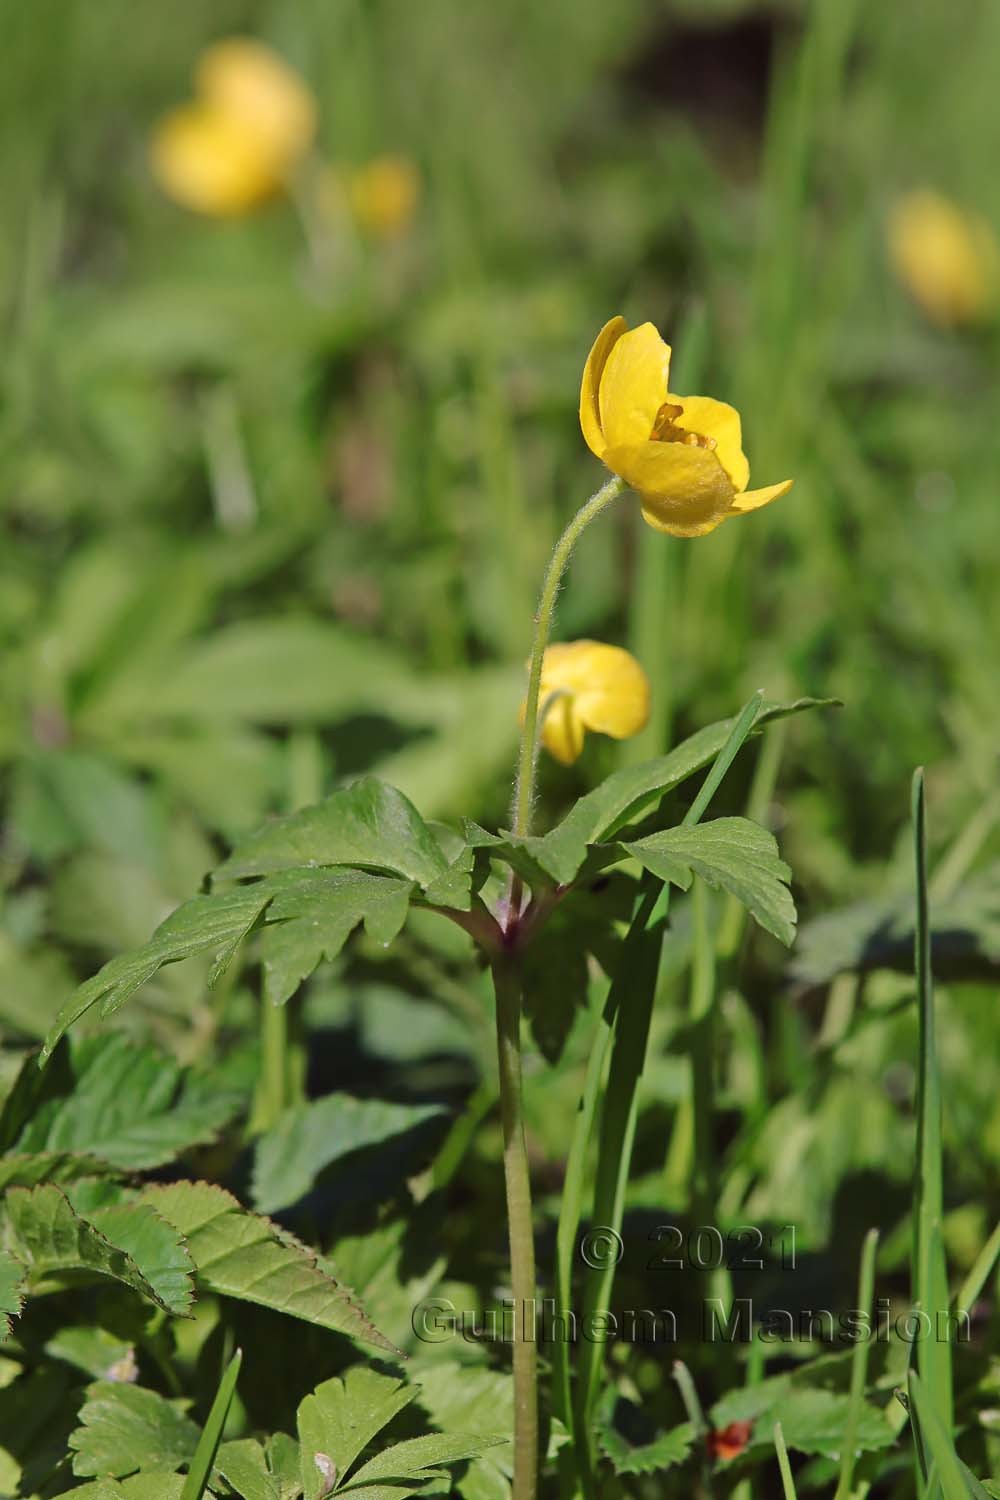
650,401,717,451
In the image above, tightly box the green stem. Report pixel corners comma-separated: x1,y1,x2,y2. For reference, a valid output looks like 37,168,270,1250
492,957,538,1500
254,998,287,1133
498,473,623,1494
512,476,625,838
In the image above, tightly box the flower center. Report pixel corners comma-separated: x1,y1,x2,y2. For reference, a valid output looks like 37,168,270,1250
650,401,717,451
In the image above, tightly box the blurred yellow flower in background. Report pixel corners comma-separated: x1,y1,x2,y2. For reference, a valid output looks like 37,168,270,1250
348,155,421,238
530,641,650,766
887,189,999,328
580,317,793,538
151,38,316,217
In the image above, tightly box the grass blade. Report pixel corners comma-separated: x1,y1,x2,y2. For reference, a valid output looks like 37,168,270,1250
907,1371,970,1500
911,770,953,1432
955,1219,1000,1324
774,1421,798,1500
180,1347,243,1500
834,1227,879,1500
552,999,613,1436
573,693,765,1474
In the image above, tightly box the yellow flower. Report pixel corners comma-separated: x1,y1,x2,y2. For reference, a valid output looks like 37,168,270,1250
151,38,316,217
887,190,999,328
579,317,793,538
150,105,284,216
348,155,421,238
530,641,651,766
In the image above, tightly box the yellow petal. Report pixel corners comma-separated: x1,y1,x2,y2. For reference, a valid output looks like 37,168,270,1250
666,393,750,493
604,441,735,538
150,104,281,216
197,38,316,166
536,641,649,762
887,190,999,327
571,645,651,741
728,477,794,515
579,316,626,459
597,323,672,451
539,695,586,766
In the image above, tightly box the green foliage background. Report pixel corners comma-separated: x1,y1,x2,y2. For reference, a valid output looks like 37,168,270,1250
1,0,1000,1495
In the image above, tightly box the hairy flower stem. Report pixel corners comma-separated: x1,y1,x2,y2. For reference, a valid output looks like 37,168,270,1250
493,476,625,1499
511,475,626,839
492,956,538,1500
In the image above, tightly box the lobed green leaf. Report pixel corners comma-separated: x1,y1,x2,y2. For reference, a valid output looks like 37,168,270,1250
623,816,797,946
42,886,272,1059
142,1181,396,1352
259,870,414,1007
9,1034,241,1171
69,1381,198,1479
296,1367,416,1499
471,697,836,889
216,776,450,889
2,1184,179,1314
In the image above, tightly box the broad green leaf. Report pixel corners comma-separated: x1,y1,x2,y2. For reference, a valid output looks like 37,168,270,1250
412,1363,513,1500
43,1324,136,1381
44,867,422,1053
0,1152,118,1191
214,1440,280,1500
0,1249,26,1339
297,1367,416,1499
8,1034,241,1170
623,817,796,945
120,1478,200,1499
0,935,73,1039
9,749,161,866
42,885,272,1058
790,860,1000,985
266,1432,304,1499
331,1486,444,1500
760,1389,895,1458
63,1483,126,1499
474,697,835,888
216,776,449,889
259,870,414,1006
2,1185,174,1313
597,1418,695,1477
88,1202,194,1316
253,1095,449,1214
100,618,411,728
326,1213,447,1355
142,1181,395,1351
369,666,522,824
69,1381,198,1478
346,1432,505,1487
116,725,281,841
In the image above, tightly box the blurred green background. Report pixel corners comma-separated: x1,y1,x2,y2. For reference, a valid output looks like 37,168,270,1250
1,0,998,1052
